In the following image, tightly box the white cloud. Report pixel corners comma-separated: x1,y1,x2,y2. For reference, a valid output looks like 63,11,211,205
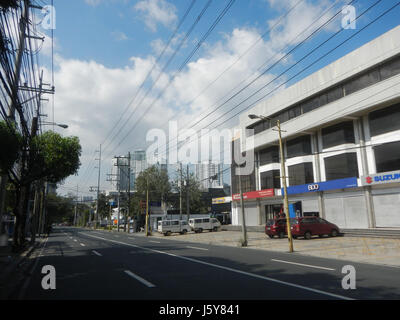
134,0,177,32
111,31,129,41
54,0,338,192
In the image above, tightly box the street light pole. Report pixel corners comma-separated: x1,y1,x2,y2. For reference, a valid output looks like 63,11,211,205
238,167,247,247
248,114,294,252
276,120,294,252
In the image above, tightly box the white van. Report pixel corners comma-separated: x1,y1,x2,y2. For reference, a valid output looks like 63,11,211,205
188,217,221,233
157,220,189,236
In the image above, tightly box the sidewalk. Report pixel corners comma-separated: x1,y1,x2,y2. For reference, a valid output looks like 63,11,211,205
140,229,400,268
0,237,41,299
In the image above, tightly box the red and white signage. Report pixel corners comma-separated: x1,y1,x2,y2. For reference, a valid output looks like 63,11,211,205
232,188,274,201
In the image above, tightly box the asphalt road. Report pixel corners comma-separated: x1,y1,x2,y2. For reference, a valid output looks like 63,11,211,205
17,226,400,300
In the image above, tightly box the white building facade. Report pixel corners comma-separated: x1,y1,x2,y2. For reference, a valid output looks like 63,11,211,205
231,26,400,229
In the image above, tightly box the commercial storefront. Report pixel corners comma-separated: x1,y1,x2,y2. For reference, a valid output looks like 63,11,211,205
230,26,400,229
360,171,400,228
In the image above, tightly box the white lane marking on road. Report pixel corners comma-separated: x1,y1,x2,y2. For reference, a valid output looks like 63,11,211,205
73,239,78,242
124,270,156,288
271,259,335,271
149,241,161,243
92,250,102,256
81,233,353,300
186,246,208,251
80,243,85,247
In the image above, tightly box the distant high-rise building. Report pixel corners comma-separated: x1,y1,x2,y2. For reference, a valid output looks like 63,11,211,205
195,161,224,190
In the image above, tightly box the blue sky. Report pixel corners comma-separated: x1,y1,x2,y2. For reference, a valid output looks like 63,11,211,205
34,0,400,196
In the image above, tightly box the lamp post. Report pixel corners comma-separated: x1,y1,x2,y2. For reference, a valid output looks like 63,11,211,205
248,114,294,253
42,122,68,129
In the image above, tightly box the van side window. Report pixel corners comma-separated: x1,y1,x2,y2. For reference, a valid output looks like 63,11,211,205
195,219,202,223
203,218,210,223
172,221,179,225
181,221,187,225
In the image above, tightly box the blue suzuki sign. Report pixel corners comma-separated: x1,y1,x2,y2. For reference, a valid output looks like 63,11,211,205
282,177,358,195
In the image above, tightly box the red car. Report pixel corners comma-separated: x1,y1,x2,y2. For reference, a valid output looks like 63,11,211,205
290,217,340,240
265,219,287,238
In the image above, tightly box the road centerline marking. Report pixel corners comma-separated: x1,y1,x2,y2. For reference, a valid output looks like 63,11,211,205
271,259,335,271
149,241,161,243
80,243,85,247
92,250,102,256
124,270,156,288
80,232,352,300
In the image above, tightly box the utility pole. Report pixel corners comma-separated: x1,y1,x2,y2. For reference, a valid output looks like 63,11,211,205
248,114,294,252
127,152,131,233
94,144,101,229
0,0,29,236
106,170,119,231
186,164,190,221
238,166,248,247
145,175,149,236
277,120,294,253
179,162,182,221
74,185,78,226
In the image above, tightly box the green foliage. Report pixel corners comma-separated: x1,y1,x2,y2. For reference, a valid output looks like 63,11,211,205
46,194,75,224
171,168,208,214
0,120,22,174
0,0,19,11
135,165,171,202
32,131,82,183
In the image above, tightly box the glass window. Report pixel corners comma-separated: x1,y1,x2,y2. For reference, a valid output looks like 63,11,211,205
172,221,179,225
326,86,344,103
194,219,202,223
288,105,301,119
344,69,380,95
301,96,320,113
203,218,210,223
286,135,312,159
277,111,289,123
380,56,400,80
288,162,314,186
322,121,355,149
260,170,281,189
259,146,279,165
324,153,359,180
374,141,400,173
369,103,400,137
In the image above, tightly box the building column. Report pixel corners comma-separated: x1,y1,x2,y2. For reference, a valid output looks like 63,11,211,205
356,118,376,228
311,132,325,219
257,198,263,225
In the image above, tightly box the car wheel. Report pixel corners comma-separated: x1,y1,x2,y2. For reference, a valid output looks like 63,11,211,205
182,229,187,235
199,228,203,233
292,235,298,239
268,235,274,239
330,229,338,237
319,234,324,238
304,231,312,240
278,231,284,239
213,227,218,232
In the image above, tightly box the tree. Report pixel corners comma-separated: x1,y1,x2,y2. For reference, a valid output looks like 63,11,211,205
10,131,82,250
135,166,171,204
0,120,22,174
171,167,208,215
46,194,75,225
